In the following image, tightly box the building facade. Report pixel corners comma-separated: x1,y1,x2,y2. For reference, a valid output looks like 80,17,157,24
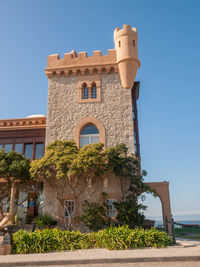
45,24,140,153
0,25,172,231
42,25,141,224
0,116,46,222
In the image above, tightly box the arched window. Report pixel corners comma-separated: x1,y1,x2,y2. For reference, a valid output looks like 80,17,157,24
82,84,89,99
91,83,97,99
80,124,99,147
77,77,101,103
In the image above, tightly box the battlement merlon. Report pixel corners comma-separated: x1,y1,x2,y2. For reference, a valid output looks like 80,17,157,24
114,24,138,43
45,49,118,77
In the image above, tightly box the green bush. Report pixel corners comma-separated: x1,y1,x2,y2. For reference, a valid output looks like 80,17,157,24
80,201,107,231
95,226,173,250
35,214,57,229
12,229,91,254
144,228,173,248
95,225,132,249
12,226,173,254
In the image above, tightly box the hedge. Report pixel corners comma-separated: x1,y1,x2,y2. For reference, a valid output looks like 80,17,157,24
12,226,173,254
95,227,173,250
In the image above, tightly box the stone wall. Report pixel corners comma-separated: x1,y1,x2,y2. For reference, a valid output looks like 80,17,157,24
0,234,11,255
46,72,135,153
43,172,126,224
44,71,135,223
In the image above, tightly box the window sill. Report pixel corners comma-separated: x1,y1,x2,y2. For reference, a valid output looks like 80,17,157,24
78,98,101,103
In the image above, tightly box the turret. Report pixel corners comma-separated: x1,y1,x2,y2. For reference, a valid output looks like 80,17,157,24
114,24,140,89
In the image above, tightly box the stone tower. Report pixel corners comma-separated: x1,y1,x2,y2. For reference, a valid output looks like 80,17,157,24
43,25,141,220
45,24,140,154
114,24,140,89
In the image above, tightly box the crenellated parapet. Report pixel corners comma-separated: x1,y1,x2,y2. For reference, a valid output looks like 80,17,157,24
45,49,118,78
0,117,46,131
45,24,140,89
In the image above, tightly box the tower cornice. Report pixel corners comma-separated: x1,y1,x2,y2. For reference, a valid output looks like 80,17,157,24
45,49,118,78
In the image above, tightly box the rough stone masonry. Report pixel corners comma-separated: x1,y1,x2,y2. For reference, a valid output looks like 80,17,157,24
46,72,135,152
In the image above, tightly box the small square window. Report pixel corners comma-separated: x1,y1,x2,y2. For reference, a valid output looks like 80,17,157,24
15,144,23,154
5,144,12,153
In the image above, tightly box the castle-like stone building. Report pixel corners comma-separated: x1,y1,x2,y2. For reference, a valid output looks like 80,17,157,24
43,25,141,222
0,25,172,231
45,24,140,153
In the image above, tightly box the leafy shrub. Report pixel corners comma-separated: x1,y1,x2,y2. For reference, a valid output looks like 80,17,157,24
12,229,91,254
95,225,132,249
114,200,145,228
12,226,173,254
35,214,57,229
80,201,107,231
144,228,173,248
95,226,173,250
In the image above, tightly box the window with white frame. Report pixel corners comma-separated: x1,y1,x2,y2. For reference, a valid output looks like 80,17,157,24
80,124,99,147
106,199,117,218
64,200,75,217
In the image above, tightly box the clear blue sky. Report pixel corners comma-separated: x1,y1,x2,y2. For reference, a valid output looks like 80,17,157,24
0,0,199,219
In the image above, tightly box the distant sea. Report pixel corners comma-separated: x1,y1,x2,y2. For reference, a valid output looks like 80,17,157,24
146,214,200,228
154,220,200,228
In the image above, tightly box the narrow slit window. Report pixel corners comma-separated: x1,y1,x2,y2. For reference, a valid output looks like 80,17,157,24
91,84,97,99
119,41,121,47
82,84,89,99
133,40,135,47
